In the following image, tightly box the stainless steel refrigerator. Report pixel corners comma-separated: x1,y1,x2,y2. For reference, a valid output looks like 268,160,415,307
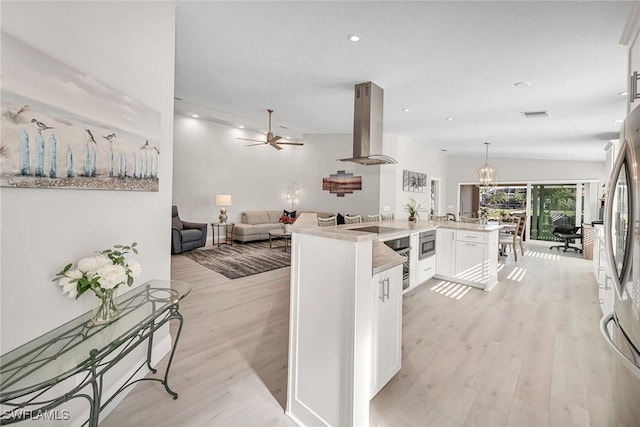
600,104,640,426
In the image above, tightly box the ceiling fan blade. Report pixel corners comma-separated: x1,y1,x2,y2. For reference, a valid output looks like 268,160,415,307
269,142,283,150
269,135,282,143
237,137,266,143
246,143,267,147
276,142,304,146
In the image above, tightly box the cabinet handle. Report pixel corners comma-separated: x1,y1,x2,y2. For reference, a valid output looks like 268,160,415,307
424,267,432,271
465,243,477,246
465,235,478,239
379,279,385,301
383,278,390,300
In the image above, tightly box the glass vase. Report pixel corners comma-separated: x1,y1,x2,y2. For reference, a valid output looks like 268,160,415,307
92,288,120,325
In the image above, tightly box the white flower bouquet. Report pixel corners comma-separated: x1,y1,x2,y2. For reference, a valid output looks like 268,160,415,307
53,242,141,299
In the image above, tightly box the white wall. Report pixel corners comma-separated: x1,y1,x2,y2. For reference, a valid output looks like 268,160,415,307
172,114,450,226
0,0,175,361
381,135,449,219
445,155,607,215
172,115,382,226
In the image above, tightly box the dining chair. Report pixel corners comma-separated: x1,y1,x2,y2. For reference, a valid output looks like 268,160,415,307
429,214,449,222
512,213,527,255
366,213,381,222
499,215,523,260
381,213,395,221
344,214,362,224
318,216,337,227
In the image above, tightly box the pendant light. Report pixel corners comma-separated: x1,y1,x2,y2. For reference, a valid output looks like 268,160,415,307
473,142,499,191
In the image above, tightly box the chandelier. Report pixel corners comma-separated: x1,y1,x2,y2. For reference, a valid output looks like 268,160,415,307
473,142,499,191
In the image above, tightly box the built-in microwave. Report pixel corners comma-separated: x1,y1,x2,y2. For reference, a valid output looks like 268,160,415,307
419,230,436,259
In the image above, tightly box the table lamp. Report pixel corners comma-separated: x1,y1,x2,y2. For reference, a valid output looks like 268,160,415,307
216,194,232,223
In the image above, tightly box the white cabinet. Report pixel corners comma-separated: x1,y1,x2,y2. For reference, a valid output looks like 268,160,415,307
435,227,498,291
408,232,420,289
455,242,488,282
417,255,436,284
436,229,456,276
593,224,615,315
370,265,402,399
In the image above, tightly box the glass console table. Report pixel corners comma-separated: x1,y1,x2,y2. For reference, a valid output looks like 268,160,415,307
0,280,191,426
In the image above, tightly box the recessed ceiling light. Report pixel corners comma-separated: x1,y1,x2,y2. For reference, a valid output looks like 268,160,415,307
612,119,624,123
514,81,532,87
192,114,199,118
446,117,454,121
285,136,291,140
618,91,628,97
348,34,361,42
238,125,245,129
402,108,410,112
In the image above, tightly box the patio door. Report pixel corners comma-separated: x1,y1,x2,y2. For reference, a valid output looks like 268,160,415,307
529,184,583,241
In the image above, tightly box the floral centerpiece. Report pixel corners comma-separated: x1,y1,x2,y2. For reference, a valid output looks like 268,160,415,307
53,242,141,325
404,198,426,221
279,214,296,232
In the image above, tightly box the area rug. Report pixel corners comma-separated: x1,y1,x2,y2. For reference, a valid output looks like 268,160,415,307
182,241,291,279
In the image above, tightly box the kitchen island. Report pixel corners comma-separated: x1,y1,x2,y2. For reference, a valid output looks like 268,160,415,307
285,217,501,426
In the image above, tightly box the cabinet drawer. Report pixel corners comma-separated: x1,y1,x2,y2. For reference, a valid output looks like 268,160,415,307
456,230,488,244
418,256,436,284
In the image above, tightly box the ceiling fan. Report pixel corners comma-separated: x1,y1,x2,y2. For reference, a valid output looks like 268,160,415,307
237,109,304,150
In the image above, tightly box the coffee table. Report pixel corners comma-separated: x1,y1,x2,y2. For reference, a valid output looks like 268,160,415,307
269,229,292,252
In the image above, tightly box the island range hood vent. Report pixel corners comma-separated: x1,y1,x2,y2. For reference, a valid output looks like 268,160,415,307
339,82,397,165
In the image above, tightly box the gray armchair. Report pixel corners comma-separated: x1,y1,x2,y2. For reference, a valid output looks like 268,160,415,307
171,205,207,254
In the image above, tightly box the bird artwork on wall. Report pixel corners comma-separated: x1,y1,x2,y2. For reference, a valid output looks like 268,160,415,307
0,31,161,191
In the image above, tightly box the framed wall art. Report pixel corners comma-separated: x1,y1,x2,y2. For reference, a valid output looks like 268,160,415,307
322,170,362,197
402,170,427,193
0,32,161,191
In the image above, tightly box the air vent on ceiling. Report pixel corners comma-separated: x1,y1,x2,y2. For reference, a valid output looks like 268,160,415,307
521,110,549,119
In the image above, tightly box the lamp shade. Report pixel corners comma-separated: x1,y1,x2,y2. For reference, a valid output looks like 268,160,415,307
215,194,232,207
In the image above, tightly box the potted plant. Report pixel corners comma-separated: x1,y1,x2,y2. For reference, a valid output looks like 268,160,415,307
404,198,425,222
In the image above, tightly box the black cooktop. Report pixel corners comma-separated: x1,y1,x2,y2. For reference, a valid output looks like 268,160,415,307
350,226,402,234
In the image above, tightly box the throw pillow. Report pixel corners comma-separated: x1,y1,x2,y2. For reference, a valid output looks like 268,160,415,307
284,209,297,218
337,213,345,225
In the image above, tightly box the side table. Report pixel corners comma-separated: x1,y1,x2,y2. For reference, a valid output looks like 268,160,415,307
0,280,191,426
211,222,234,247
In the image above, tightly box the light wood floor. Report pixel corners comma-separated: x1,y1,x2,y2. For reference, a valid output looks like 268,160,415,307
103,244,613,426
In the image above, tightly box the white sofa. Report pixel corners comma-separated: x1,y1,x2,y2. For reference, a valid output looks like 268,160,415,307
233,210,284,243
233,210,337,243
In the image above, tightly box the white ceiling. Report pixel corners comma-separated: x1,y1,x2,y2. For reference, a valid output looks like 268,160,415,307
174,1,634,161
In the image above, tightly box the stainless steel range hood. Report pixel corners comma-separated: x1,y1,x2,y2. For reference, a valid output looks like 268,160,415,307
339,82,397,165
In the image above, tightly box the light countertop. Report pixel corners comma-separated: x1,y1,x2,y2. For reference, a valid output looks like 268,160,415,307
292,216,501,242
372,241,406,274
